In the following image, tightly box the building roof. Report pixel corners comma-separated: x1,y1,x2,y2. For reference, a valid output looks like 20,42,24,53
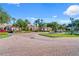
0,23,12,28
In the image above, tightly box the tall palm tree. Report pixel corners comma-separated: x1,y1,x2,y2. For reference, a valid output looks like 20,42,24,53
73,19,79,32
34,19,44,31
25,19,30,24
34,19,40,27
25,19,30,31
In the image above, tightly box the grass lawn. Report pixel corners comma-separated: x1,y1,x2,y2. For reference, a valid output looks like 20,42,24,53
39,32,79,37
0,32,9,39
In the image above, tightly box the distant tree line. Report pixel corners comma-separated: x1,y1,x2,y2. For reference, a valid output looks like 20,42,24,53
1,6,79,34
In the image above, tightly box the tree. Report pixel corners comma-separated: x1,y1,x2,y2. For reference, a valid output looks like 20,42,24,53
0,6,10,24
25,19,30,24
58,24,66,32
15,19,30,31
70,17,74,35
73,19,79,31
34,19,44,31
16,19,26,31
47,22,59,32
34,19,40,27
34,19,44,27
25,19,30,31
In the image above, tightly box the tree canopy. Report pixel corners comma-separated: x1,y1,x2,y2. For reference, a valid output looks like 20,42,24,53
0,6,10,24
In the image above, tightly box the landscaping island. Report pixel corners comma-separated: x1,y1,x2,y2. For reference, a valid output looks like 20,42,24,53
39,32,79,37
0,32,9,39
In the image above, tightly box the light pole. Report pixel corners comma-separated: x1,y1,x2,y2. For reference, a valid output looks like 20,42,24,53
70,17,74,35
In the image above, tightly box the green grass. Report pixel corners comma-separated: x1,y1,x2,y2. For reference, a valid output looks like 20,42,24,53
0,32,9,39
39,32,79,37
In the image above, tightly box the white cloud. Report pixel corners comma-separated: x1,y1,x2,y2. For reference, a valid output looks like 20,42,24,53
64,5,79,16
59,19,71,24
16,4,20,7
30,17,37,20
8,3,20,4
52,16,57,18
25,17,38,24
74,17,79,20
8,3,20,7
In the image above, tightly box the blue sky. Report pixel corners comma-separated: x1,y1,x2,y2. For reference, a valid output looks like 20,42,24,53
0,3,79,24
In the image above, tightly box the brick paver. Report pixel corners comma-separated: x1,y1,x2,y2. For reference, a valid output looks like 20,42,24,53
0,32,79,56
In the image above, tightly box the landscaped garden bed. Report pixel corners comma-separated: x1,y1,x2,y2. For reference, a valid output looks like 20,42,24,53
0,32,9,39
39,32,79,37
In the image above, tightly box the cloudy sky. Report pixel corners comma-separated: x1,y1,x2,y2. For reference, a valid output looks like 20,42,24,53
0,3,79,24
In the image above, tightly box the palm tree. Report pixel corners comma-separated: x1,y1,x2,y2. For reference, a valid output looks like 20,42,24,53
34,19,44,31
25,19,30,24
34,19,40,27
25,19,30,31
73,19,79,32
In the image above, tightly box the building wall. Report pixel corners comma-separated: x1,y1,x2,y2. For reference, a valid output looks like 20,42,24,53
27,24,52,32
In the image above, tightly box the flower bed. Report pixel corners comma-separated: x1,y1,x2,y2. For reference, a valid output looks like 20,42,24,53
0,31,9,39
0,29,6,32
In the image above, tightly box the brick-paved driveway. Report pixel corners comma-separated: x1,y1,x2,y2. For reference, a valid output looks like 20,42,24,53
0,32,79,56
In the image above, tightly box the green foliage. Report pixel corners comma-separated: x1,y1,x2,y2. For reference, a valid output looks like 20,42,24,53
25,19,30,24
15,19,30,31
34,19,44,27
73,20,79,30
34,19,45,31
0,6,10,24
47,22,59,32
39,32,79,37
0,32,8,39
67,18,79,34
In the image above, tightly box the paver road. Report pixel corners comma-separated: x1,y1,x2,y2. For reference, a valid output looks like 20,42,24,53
0,32,79,56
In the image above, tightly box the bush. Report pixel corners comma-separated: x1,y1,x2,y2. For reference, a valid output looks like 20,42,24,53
0,29,6,32
0,32,8,35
